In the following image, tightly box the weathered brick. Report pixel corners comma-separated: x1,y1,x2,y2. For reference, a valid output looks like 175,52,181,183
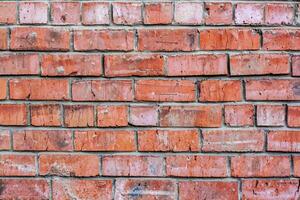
174,2,204,25
265,4,294,25
82,2,110,25
53,178,112,200
138,29,199,51
64,105,94,127
0,130,10,150
200,29,260,50
205,3,233,25
97,105,128,127
179,181,238,200
19,2,48,24
0,28,7,49
41,54,102,76
31,104,61,127
231,156,290,177
39,154,99,176
166,54,227,76
135,79,196,102
293,156,300,177
0,2,17,24
0,54,39,75
0,104,27,125
257,105,285,126
230,54,290,75
160,105,222,127
199,80,242,102
112,3,142,25
11,27,70,51
74,29,135,51
74,130,135,151
288,106,300,127
129,106,158,126
102,155,164,176
263,30,300,50
268,131,300,152
245,79,300,100
72,80,133,101
51,2,80,24
13,130,72,151
292,55,300,76
10,79,69,100
202,130,264,152
115,179,176,200
0,79,6,99
224,104,254,127
235,4,264,24
138,129,200,152
166,155,227,177
0,154,36,176
0,179,50,199
144,3,173,24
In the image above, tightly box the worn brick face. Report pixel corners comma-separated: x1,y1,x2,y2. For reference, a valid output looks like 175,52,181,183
0,0,298,197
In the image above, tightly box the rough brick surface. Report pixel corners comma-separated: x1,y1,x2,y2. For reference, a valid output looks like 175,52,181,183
0,1,298,198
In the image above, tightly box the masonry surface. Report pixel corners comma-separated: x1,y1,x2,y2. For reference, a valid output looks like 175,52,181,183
0,0,299,199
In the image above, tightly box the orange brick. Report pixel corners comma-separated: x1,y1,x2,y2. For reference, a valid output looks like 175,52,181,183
268,131,300,152
205,3,233,25
0,130,10,150
288,106,300,127
30,104,61,126
0,79,6,99
97,105,128,127
224,104,254,127
0,104,27,125
64,105,94,127
0,54,39,75
0,154,36,176
0,28,7,49
263,30,300,50
144,3,173,24
0,2,17,24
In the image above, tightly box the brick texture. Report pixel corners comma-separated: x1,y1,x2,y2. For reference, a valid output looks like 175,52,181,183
0,1,298,199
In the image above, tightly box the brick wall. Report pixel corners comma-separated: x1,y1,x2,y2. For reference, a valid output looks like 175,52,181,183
0,1,300,199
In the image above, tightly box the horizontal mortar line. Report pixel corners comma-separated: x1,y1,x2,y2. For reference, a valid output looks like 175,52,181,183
1,0,298,2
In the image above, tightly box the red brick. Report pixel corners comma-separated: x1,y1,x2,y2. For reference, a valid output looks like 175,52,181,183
179,181,238,200
144,3,173,25
0,179,50,199
39,154,99,176
105,54,164,77
10,79,69,100
205,3,233,25
64,105,94,127
174,2,204,25
51,2,80,24
138,29,199,51
166,54,227,76
202,130,264,152
199,80,242,102
74,130,135,151
294,156,300,176
268,131,300,152
82,2,110,25
160,105,222,127
115,179,176,199
230,54,290,75
112,3,142,25
53,178,112,200
135,80,196,102
13,130,72,151
19,2,48,24
200,29,260,50
0,154,36,176
265,4,294,25
288,106,300,127
138,129,200,152
292,55,300,76
11,27,70,51
129,106,158,126
0,54,39,75
0,2,17,24
97,105,128,127
242,179,300,199
72,80,133,101
0,130,10,150
41,54,102,76
246,79,300,100
0,104,27,126
257,105,285,126
0,79,6,99
102,155,164,176
263,30,300,50
166,155,227,177
74,29,134,51
31,104,61,126
235,4,264,24
225,104,254,127
231,156,290,177
0,28,7,49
